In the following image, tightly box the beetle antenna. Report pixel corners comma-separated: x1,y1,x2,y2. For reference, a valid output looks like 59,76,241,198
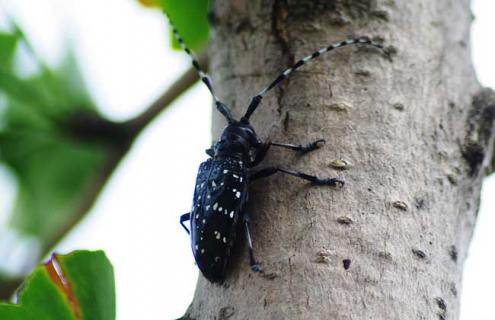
165,13,235,124
242,36,385,121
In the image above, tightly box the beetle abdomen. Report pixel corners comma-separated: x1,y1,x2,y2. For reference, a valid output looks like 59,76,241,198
190,157,248,281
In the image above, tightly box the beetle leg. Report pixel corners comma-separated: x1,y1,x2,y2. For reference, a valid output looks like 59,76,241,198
270,139,325,154
249,166,344,187
205,146,215,157
248,141,271,168
180,213,191,234
243,212,262,273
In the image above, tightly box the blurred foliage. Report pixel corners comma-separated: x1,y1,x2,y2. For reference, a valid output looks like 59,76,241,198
0,1,211,303
0,27,107,243
161,0,209,51
138,0,210,51
0,250,115,320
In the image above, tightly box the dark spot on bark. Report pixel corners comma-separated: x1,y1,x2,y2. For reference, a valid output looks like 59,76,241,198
461,89,495,176
337,216,353,225
371,9,389,20
233,19,256,33
378,251,392,260
447,174,458,185
283,111,290,131
315,256,330,264
383,45,397,61
343,259,351,270
219,306,235,319
393,103,405,111
449,245,458,263
392,201,408,211
262,272,278,280
435,297,447,319
450,283,458,297
412,248,426,259
284,0,387,24
461,143,485,177
429,241,433,245
414,198,425,210
354,69,371,77
272,0,290,52
207,7,217,26
329,102,351,112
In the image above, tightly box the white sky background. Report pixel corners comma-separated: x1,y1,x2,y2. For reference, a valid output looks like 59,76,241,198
0,0,494,319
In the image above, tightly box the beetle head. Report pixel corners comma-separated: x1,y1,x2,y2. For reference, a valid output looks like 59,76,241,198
214,121,260,160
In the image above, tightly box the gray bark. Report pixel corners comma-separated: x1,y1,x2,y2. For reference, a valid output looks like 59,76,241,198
184,0,495,319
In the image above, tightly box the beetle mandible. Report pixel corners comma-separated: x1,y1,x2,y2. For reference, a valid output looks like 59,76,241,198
169,15,386,282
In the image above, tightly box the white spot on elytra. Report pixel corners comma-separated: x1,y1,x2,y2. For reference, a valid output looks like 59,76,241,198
230,211,234,218
195,245,198,250
219,206,223,211
195,214,199,219
224,209,228,215
223,237,227,243
233,188,237,192
213,203,218,210
223,169,229,173
212,181,216,187
201,249,205,254
216,232,221,240
240,177,243,182
200,182,204,188
233,174,239,179
205,205,210,210
221,182,224,186
235,191,241,198
202,219,206,224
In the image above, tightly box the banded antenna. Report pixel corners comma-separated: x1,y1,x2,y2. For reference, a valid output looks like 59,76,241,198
165,13,235,124
242,36,385,121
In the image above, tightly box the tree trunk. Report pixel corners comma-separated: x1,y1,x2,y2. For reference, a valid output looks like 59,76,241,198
185,0,495,319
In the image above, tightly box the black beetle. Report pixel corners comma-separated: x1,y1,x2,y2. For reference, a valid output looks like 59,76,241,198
169,17,385,282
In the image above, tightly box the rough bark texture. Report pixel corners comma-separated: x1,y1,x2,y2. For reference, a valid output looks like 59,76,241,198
185,0,495,319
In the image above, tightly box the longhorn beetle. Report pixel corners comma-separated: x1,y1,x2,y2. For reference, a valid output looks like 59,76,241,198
170,15,386,282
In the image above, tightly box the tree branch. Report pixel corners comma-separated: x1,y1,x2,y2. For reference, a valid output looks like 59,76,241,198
125,51,207,135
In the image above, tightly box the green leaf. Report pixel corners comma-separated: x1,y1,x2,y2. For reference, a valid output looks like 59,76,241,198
0,31,20,70
160,0,210,51
0,28,109,245
0,250,115,320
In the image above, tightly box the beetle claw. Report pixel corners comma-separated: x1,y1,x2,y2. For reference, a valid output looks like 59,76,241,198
251,263,263,273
